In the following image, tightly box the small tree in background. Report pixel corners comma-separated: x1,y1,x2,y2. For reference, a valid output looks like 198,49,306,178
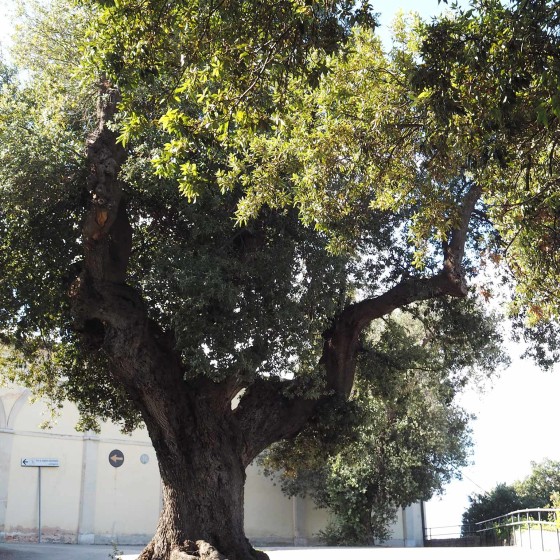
462,484,523,536
515,459,560,509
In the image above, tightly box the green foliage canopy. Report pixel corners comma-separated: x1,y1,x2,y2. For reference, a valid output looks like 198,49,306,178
0,0,494,426
462,483,523,535
515,459,560,509
415,0,560,322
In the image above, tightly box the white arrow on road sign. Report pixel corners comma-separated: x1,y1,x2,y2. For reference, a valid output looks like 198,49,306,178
108,449,125,467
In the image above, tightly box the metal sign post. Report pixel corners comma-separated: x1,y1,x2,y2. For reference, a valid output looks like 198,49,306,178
38,467,42,543
21,458,59,543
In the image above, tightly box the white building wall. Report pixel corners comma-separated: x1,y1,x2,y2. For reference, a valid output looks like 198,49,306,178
383,504,425,547
0,386,424,547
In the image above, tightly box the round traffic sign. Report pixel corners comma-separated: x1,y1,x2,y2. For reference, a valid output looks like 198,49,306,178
108,449,124,468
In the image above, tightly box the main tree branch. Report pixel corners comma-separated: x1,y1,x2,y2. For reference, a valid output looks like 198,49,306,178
72,92,262,560
321,182,482,397
82,80,129,283
236,183,483,459
235,378,317,466
71,81,194,439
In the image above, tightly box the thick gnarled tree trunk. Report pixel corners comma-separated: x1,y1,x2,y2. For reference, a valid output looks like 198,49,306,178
71,83,481,560
140,410,261,560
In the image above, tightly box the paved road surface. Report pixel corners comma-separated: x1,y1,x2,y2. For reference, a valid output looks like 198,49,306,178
0,543,559,560
0,543,140,559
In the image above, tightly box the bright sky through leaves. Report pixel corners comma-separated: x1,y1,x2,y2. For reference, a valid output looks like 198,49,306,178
376,0,560,534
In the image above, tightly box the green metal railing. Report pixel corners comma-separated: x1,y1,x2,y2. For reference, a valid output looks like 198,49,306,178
475,508,560,552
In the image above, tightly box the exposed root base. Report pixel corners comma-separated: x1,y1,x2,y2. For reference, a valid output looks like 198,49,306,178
171,540,224,560
138,539,270,560
251,550,270,560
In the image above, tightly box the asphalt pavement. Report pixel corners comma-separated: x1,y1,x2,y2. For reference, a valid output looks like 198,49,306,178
0,542,141,559
0,543,559,560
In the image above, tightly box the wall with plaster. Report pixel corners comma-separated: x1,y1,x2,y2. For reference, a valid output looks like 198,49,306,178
0,386,425,547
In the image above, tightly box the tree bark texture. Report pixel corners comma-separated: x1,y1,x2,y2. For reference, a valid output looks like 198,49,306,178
139,408,264,560
71,83,482,559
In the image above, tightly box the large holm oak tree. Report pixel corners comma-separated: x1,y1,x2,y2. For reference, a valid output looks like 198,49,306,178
1,0,559,558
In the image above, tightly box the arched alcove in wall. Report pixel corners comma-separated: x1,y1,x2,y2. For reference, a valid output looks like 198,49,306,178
0,387,31,431
0,398,6,430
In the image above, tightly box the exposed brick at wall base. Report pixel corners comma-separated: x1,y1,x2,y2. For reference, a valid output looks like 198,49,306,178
2,526,77,544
